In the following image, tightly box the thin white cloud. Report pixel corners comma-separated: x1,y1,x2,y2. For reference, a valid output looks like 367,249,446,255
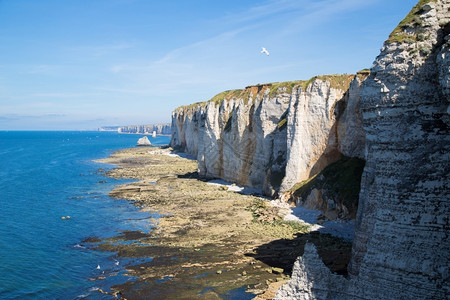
221,0,305,24
154,28,245,65
81,0,384,108
152,0,378,67
282,0,379,35
219,0,377,29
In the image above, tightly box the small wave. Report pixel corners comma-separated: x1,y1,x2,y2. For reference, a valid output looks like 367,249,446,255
74,293,89,299
74,287,99,299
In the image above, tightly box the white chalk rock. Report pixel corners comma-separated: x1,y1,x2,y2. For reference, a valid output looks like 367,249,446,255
137,136,151,146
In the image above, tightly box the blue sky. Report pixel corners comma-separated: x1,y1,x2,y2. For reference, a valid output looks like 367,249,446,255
0,0,417,130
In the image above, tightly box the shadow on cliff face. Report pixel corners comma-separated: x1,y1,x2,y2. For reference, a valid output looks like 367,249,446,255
290,156,366,220
304,84,362,197
307,109,344,181
246,231,352,276
281,77,366,220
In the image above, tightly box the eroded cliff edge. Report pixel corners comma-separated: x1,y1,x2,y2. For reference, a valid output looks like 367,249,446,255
276,0,449,299
171,74,366,205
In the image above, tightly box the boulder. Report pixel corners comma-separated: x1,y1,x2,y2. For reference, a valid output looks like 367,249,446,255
137,136,151,146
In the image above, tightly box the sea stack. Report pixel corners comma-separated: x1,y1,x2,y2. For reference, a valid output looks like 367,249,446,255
136,136,151,146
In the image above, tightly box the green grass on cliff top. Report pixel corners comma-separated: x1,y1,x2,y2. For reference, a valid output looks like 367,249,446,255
388,0,437,44
176,74,355,111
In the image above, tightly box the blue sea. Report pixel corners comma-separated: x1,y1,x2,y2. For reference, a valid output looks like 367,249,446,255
0,131,170,299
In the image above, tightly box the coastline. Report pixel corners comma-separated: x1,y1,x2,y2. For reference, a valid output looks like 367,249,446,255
94,146,352,299
116,133,172,136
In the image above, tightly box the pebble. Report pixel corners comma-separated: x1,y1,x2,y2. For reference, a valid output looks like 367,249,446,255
272,267,284,274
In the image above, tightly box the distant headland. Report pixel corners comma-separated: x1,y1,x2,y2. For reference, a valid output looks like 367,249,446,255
98,123,171,135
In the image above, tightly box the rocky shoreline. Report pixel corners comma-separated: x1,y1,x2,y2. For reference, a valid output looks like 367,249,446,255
93,146,353,299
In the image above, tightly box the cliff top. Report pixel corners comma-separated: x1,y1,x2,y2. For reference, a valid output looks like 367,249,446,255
388,0,440,44
176,74,356,111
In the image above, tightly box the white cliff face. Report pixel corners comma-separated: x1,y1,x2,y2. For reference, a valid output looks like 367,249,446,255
280,76,365,192
171,76,365,197
348,0,450,296
171,85,292,195
118,123,171,134
276,1,450,299
337,76,366,159
171,107,202,155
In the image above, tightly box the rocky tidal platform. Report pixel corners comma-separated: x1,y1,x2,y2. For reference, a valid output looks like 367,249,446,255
94,147,353,299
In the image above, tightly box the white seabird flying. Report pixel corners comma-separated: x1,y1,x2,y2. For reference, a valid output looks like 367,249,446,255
261,47,270,56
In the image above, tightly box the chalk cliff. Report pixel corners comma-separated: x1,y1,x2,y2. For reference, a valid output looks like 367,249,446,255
276,0,449,299
171,75,366,198
171,83,292,195
280,75,366,193
118,123,171,135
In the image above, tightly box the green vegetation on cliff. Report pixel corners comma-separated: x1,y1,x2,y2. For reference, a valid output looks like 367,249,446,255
277,111,288,131
178,89,243,111
356,68,370,74
290,156,365,218
314,74,354,91
277,117,287,131
388,0,437,44
356,69,371,81
247,199,310,232
268,74,354,97
268,80,306,97
209,89,244,104
175,74,355,112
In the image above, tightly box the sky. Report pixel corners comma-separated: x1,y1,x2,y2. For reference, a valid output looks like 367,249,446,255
0,0,418,130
